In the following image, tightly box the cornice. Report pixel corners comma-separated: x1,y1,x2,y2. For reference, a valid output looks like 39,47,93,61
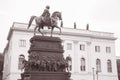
7,22,117,41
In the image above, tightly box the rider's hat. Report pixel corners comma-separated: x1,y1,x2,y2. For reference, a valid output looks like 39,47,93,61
46,5,50,9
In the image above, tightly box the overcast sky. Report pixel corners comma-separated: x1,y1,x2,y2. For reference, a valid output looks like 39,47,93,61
0,0,120,56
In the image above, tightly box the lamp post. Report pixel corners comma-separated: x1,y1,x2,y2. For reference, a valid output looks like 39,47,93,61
92,67,95,80
96,70,99,80
96,65,100,80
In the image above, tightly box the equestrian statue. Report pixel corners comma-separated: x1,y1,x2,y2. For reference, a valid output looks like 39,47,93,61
27,5,62,37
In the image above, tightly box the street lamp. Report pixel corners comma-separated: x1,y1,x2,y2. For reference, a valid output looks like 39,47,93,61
96,70,99,80
92,67,100,80
92,67,95,80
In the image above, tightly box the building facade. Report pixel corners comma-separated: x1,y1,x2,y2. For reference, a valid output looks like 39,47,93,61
3,22,118,80
116,56,120,80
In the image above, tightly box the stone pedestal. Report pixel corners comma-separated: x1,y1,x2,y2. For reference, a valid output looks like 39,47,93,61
21,36,70,80
21,72,70,80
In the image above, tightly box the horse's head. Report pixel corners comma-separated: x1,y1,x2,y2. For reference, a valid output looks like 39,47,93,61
57,12,62,20
52,11,62,20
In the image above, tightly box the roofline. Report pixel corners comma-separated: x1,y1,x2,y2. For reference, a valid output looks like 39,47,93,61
3,42,9,55
7,22,117,41
13,22,114,34
7,27,12,41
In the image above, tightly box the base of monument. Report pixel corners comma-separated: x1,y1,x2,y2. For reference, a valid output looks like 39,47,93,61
21,71,71,80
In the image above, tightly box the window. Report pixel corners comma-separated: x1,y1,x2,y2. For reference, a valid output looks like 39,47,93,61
19,39,26,47
107,60,112,72
96,59,101,72
66,55,72,71
95,46,100,52
80,58,86,71
106,47,111,53
80,44,85,51
67,43,72,50
18,54,25,70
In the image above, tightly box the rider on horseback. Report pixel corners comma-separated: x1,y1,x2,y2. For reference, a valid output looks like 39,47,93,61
28,6,62,36
42,5,50,17
42,5,51,29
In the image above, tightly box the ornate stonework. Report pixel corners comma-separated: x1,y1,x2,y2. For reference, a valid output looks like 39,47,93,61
21,36,70,80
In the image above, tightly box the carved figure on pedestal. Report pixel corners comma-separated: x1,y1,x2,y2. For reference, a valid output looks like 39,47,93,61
57,60,60,71
46,60,51,71
40,59,46,71
52,60,57,72
36,60,40,70
30,60,36,70
24,61,30,71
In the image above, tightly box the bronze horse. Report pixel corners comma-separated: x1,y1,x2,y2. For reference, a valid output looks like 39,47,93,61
27,11,62,37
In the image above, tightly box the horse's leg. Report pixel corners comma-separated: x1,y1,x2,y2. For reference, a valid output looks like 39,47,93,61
51,27,54,37
55,26,61,35
59,27,61,35
38,26,44,36
34,26,38,35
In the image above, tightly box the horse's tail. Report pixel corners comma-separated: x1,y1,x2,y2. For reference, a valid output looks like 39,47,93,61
27,16,36,29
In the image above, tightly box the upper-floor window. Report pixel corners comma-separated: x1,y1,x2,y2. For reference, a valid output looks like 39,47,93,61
96,59,101,72
107,60,112,72
19,39,26,47
80,44,85,51
67,43,72,50
106,47,111,53
95,46,100,52
80,58,86,71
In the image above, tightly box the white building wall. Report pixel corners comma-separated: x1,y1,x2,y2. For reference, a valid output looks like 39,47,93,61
2,22,118,80
8,31,32,80
3,37,13,80
90,39,118,80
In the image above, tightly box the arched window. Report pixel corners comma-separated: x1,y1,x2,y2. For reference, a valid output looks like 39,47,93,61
18,54,25,70
81,58,85,71
66,54,72,71
107,60,112,72
96,59,101,72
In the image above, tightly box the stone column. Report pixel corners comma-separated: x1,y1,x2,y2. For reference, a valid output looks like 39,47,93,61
73,40,79,73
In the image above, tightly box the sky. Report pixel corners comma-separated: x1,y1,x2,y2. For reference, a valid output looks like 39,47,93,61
0,0,120,56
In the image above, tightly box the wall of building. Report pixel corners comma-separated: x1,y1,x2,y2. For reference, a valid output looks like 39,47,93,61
2,22,118,80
